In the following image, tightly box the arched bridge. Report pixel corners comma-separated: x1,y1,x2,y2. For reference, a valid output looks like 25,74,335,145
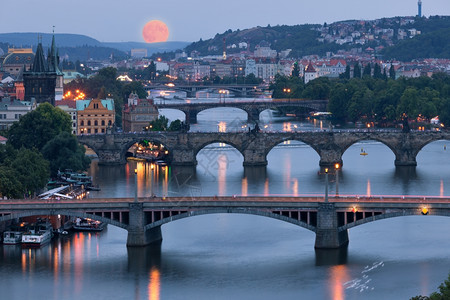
0,196,448,249
155,99,328,123
77,130,450,168
145,84,265,97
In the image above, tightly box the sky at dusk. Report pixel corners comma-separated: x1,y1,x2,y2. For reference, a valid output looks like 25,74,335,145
1,0,449,43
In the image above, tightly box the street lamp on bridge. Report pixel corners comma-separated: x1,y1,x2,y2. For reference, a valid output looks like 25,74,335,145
324,167,329,203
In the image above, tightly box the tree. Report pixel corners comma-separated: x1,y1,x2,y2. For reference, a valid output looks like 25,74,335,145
389,65,396,79
0,167,23,199
340,65,351,79
168,119,182,131
7,103,72,151
12,148,49,196
373,63,383,79
148,116,169,131
363,64,372,77
42,132,91,177
291,62,300,77
353,63,362,78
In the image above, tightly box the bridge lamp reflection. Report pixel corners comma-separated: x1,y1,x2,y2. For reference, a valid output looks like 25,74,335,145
351,206,358,213
421,207,429,215
335,163,340,196
324,168,329,202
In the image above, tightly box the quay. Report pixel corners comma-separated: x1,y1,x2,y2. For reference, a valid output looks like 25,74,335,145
0,195,449,249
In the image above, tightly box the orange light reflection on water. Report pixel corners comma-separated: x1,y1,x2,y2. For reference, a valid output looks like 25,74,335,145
264,178,269,196
74,233,85,293
366,179,371,197
148,267,161,300
440,179,444,197
242,177,248,196
217,154,228,196
328,265,350,300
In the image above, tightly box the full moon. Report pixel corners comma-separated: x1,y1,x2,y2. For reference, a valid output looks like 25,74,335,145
142,20,169,43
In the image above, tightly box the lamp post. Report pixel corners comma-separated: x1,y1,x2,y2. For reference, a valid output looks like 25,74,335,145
324,167,329,203
134,168,138,202
335,163,340,196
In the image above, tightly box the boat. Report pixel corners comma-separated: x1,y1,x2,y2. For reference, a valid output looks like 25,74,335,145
21,220,53,248
360,148,368,156
72,218,106,232
3,222,29,245
3,231,23,245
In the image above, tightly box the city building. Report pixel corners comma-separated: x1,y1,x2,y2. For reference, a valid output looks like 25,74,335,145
0,48,34,77
56,100,77,134
0,135,7,144
0,97,37,130
76,98,115,134
122,92,159,132
131,49,148,59
304,62,318,84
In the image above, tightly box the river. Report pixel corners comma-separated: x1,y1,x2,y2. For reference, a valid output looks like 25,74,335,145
0,104,449,300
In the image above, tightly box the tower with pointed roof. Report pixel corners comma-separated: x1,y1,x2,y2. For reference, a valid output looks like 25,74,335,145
23,34,60,105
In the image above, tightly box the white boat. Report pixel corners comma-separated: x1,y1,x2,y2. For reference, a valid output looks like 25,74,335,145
3,231,23,245
72,218,106,232
21,221,53,248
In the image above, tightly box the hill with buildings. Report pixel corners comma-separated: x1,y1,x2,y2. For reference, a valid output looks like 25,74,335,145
180,15,450,60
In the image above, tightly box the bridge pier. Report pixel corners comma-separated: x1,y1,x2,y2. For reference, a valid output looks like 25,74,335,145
394,150,417,166
243,149,267,166
127,203,162,247
97,149,126,165
188,110,198,124
171,148,197,166
314,203,349,249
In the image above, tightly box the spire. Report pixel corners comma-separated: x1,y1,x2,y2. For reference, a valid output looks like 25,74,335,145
31,41,48,73
48,29,62,75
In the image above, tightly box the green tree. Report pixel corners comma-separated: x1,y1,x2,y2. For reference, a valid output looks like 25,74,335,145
0,167,23,198
7,103,72,151
363,64,372,77
291,62,300,77
389,65,396,80
12,148,49,196
373,63,383,79
353,63,362,79
168,119,182,131
411,273,450,300
148,116,169,131
42,132,91,177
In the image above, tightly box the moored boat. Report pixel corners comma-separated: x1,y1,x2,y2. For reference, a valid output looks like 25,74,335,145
21,220,54,248
3,231,23,245
72,218,106,232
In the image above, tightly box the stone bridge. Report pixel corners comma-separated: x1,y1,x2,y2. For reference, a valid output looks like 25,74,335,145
77,130,450,168
155,99,328,123
145,83,264,98
0,196,448,249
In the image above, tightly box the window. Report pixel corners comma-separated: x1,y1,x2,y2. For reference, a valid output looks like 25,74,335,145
94,120,98,126
80,120,84,126
108,120,112,125
87,120,91,126
95,128,98,133
101,128,105,133
101,120,105,126
87,129,91,133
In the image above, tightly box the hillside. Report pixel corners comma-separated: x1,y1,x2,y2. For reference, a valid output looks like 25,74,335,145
183,16,450,60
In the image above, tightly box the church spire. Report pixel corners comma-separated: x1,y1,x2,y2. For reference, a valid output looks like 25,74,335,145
31,38,48,73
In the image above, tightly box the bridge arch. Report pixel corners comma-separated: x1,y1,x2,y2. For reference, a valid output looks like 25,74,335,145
194,140,245,158
340,210,450,231
0,210,128,230
341,138,398,160
264,138,321,164
143,209,316,233
122,137,173,163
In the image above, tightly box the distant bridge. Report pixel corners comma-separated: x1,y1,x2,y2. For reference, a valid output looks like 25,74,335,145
78,130,450,168
0,196,448,248
155,99,328,123
145,83,265,97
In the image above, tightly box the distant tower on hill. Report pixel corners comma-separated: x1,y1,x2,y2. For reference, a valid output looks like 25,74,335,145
418,0,422,17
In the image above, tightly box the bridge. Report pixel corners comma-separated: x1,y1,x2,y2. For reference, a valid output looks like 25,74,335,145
155,99,328,124
145,83,265,97
78,130,450,168
0,196,448,248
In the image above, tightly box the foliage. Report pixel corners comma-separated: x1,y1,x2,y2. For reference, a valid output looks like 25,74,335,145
148,116,169,131
270,72,450,126
0,144,49,198
42,132,91,177
7,103,72,151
